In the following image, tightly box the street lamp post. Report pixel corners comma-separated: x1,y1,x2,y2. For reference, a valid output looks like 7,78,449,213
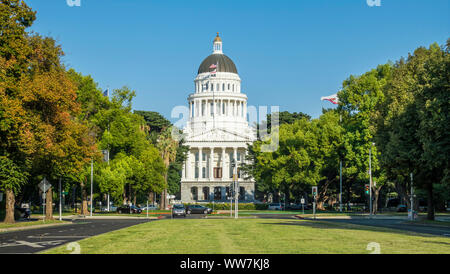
369,143,375,217
339,114,343,213
90,159,93,217
339,160,342,212
410,173,414,221
59,177,62,221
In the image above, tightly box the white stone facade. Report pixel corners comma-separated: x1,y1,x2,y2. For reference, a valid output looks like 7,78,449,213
180,34,256,203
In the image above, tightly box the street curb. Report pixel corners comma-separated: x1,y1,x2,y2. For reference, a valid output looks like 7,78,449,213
0,221,72,233
71,215,159,220
295,215,411,220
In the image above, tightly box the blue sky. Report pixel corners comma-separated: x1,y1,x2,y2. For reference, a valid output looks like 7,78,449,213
26,0,449,121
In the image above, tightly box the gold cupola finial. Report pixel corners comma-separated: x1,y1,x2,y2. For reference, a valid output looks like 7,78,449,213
214,32,222,42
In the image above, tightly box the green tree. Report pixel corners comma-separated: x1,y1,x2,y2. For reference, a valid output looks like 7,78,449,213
156,127,178,209
243,111,342,206
0,0,36,223
377,42,449,220
338,64,392,212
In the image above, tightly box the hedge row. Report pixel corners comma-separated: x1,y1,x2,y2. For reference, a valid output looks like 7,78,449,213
182,203,268,210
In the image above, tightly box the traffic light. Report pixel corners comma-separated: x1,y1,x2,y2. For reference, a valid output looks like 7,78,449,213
312,186,317,197
365,184,370,195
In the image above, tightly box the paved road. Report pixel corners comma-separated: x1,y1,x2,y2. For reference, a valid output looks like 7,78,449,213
321,218,450,237
0,219,151,254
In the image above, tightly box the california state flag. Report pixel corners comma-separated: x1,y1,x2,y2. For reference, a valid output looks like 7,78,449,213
321,94,339,105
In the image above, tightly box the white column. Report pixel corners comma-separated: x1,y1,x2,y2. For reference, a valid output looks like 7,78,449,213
196,100,200,117
238,101,241,117
244,101,247,120
210,148,214,180
233,147,238,179
223,147,228,180
185,151,190,179
199,147,203,179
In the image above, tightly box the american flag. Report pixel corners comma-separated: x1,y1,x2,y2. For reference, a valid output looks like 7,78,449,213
103,89,109,97
210,62,218,77
321,94,339,105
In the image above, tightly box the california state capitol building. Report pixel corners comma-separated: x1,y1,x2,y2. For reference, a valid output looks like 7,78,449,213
180,33,257,203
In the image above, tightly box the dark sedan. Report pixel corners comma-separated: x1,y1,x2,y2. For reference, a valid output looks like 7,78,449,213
117,205,142,214
185,205,213,215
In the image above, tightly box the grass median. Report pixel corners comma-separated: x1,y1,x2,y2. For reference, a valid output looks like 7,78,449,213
43,218,450,254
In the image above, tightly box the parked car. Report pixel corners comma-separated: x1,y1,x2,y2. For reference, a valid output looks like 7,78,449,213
286,204,303,210
117,205,142,214
15,205,31,219
185,205,212,214
268,203,284,210
141,205,158,211
101,205,117,212
397,205,407,212
172,204,186,217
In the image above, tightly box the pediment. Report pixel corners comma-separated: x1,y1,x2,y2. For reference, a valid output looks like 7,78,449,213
186,127,254,142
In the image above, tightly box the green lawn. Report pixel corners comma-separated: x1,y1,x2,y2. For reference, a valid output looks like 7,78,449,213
43,218,450,254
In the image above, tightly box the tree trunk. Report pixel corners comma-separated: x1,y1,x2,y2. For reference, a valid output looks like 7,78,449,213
3,188,15,224
149,192,154,205
45,187,54,220
426,183,435,221
373,187,380,214
160,189,167,210
80,181,89,215
123,185,128,205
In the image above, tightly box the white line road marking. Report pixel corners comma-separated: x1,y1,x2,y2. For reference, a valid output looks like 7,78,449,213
16,241,44,248
0,240,66,249
27,236,87,239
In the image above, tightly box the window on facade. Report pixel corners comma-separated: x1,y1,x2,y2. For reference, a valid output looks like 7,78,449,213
195,167,199,179
191,187,198,201
228,83,230,90
222,103,225,115
195,152,199,162
237,152,241,161
202,167,206,178
214,167,222,178
202,153,206,161
210,102,214,115
237,167,241,178
216,83,219,91
202,103,205,116
203,187,209,201
222,83,225,91
211,84,214,91
214,187,221,201
239,187,245,200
